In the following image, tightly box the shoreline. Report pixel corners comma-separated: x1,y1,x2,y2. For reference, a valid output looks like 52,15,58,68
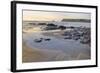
22,41,90,63
22,42,71,63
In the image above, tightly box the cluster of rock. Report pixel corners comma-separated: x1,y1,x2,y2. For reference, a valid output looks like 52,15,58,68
28,22,90,45
43,23,66,30
62,27,91,45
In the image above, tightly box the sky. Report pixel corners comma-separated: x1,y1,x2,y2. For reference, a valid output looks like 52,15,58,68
23,10,91,21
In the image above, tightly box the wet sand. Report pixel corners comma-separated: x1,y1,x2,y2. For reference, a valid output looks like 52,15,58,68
22,41,90,63
22,42,71,63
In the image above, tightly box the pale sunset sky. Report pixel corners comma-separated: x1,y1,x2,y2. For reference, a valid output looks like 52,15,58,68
23,10,91,21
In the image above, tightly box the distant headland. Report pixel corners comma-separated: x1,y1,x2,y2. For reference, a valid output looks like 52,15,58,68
62,19,91,23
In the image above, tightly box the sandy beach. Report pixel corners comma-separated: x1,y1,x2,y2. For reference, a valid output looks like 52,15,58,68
22,40,90,63
22,41,72,63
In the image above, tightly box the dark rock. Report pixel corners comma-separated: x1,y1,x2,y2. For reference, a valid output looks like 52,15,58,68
58,26,66,30
34,38,43,43
44,38,51,41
